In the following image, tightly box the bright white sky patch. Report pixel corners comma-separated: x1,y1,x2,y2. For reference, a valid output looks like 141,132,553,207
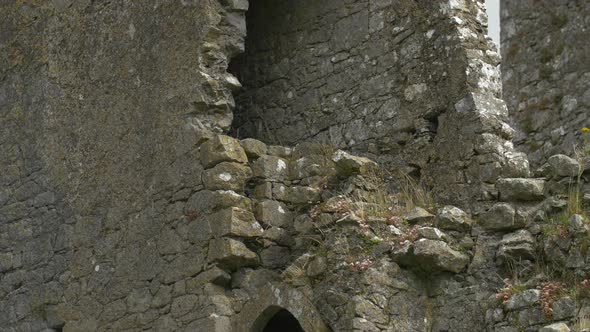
485,0,501,49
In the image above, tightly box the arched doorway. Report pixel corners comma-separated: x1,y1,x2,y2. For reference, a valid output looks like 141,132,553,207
251,305,306,332
234,285,331,332
262,308,305,332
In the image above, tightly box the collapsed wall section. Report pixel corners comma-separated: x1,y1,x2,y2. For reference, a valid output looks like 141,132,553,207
0,0,544,331
230,0,529,207
501,0,590,164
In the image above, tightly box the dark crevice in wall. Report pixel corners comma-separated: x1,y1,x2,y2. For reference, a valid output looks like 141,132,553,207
262,309,305,332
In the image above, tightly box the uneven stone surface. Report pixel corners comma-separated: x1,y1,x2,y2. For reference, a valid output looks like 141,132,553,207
201,135,248,168
405,207,435,225
436,205,472,232
480,203,522,231
1,1,585,332
539,322,571,332
497,230,535,262
394,239,469,273
502,0,590,164
332,150,378,176
496,178,545,201
547,154,581,178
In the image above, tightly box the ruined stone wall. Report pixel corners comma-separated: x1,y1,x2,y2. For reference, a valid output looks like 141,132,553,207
231,0,529,207
501,0,590,165
231,0,463,151
0,1,244,330
4,1,583,332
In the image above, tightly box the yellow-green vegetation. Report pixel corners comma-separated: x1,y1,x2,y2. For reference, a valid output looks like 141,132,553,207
397,170,435,212
543,129,590,238
574,315,590,332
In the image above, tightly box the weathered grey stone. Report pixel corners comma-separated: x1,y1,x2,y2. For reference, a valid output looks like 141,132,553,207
185,190,251,214
189,267,231,289
353,295,388,325
502,0,589,165
417,227,447,241
273,184,321,205
231,268,280,292
332,150,378,176
436,206,472,232
539,322,571,332
394,239,469,273
251,155,288,181
548,154,581,177
496,178,545,201
267,145,292,158
252,182,273,199
504,289,539,311
262,227,292,246
568,214,588,236
202,162,252,192
207,238,259,270
480,203,527,231
405,207,435,225
306,256,327,277
0,253,13,273
210,207,263,239
289,156,335,180
240,138,267,158
223,0,249,12
127,288,152,313
254,200,291,227
497,230,536,261
200,135,248,168
551,297,575,321
259,245,290,269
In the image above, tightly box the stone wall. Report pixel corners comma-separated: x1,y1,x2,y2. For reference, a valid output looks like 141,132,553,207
230,0,529,208
4,0,588,332
0,1,243,330
501,0,590,165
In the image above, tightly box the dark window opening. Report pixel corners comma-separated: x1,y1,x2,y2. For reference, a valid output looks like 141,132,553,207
262,309,305,332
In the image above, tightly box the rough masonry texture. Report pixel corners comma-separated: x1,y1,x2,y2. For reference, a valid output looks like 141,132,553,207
501,0,590,165
1,0,589,332
231,0,529,207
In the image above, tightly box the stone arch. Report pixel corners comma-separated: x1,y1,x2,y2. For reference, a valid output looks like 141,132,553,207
251,306,304,332
233,284,331,332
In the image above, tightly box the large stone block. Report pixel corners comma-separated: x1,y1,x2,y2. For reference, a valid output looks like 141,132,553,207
207,238,259,270
202,162,252,192
240,138,267,158
200,135,248,168
435,205,472,232
289,153,336,180
251,155,288,181
497,230,535,262
393,239,469,273
210,207,263,238
332,150,377,177
260,245,290,269
547,154,581,178
480,203,527,231
185,190,251,214
496,178,545,201
254,200,292,227
272,184,321,205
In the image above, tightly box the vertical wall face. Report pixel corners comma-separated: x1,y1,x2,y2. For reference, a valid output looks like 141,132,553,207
231,0,464,156
1,0,538,331
0,1,244,330
501,0,590,164
231,0,528,207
